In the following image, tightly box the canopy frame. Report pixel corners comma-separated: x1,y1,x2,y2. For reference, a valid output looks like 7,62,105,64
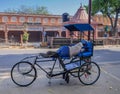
64,23,94,41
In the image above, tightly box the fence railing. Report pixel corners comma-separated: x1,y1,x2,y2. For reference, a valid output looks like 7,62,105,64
95,38,120,45
48,37,120,48
1,37,120,48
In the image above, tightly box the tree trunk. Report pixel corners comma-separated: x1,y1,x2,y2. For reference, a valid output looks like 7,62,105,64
113,10,119,37
107,10,119,37
111,27,116,36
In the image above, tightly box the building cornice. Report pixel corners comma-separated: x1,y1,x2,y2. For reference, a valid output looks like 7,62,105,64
0,12,62,18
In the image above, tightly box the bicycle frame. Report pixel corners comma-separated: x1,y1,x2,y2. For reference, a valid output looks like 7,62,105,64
20,54,91,78
20,55,66,77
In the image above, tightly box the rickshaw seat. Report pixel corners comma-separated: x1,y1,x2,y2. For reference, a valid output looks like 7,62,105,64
77,41,93,57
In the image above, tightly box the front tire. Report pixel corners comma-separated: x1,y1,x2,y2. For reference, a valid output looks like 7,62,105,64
11,61,37,87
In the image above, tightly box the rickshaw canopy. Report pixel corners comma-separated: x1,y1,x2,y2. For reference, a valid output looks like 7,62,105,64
64,23,94,32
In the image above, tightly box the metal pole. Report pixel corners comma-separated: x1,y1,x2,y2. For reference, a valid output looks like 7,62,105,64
88,0,91,40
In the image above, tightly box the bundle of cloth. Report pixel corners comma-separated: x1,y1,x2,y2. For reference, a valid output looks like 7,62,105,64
57,41,86,58
69,42,84,57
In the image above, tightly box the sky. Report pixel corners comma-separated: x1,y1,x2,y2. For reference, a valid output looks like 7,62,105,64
0,0,88,15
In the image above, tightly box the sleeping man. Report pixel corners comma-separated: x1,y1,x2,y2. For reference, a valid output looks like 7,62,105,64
57,40,86,58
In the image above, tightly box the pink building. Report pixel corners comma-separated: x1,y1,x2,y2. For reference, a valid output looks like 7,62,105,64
63,5,102,40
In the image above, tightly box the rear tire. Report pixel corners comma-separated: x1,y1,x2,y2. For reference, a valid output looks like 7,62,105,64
11,61,37,87
78,62,100,85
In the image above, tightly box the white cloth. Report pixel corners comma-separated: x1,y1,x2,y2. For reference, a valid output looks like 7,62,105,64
69,42,84,57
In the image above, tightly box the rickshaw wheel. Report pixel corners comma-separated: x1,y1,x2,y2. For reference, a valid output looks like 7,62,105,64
11,61,37,87
78,61,100,85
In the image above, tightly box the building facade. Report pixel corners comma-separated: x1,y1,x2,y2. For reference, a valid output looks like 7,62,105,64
93,15,120,37
0,13,67,43
0,6,120,44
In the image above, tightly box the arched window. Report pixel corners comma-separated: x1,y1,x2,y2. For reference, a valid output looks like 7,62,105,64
11,16,17,22
28,17,33,22
35,18,41,23
43,18,48,23
50,18,56,23
19,17,25,22
58,18,62,23
2,16,8,22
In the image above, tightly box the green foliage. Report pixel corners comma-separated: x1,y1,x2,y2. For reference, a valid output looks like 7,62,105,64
35,6,49,14
84,5,88,14
92,0,120,35
92,0,120,16
23,32,29,42
4,5,50,14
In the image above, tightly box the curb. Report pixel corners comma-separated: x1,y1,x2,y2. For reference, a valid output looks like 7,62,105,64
94,45,120,49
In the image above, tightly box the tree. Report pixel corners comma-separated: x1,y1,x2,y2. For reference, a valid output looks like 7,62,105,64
4,5,50,15
35,6,49,14
23,32,29,43
92,0,120,36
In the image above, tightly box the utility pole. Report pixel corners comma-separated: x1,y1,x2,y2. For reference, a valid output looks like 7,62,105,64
88,0,92,40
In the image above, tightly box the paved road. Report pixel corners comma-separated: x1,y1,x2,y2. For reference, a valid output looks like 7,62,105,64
0,47,120,94
0,48,58,69
0,64,120,94
0,47,120,68
93,47,120,64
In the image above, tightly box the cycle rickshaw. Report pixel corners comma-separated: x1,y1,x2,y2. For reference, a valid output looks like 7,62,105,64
11,23,100,87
